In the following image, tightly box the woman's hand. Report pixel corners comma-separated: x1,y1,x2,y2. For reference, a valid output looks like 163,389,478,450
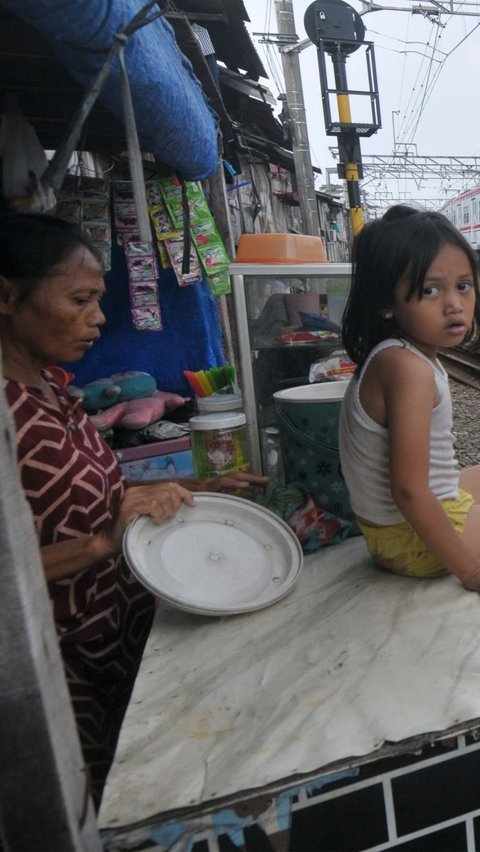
104,481,196,553
204,470,270,493
42,482,195,582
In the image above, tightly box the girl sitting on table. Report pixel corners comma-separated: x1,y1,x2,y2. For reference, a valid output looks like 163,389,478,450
339,204,480,590
0,210,267,808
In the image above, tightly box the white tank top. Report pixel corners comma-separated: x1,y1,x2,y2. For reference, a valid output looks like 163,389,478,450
338,338,459,525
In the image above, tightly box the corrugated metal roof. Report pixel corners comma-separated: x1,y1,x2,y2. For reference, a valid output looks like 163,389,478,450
165,0,267,80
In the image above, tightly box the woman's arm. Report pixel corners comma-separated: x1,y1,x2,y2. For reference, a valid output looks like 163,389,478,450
41,481,195,582
385,352,480,588
41,533,117,582
125,470,270,493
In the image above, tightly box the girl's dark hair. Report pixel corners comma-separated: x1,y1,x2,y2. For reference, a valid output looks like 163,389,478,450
0,210,102,302
342,204,480,370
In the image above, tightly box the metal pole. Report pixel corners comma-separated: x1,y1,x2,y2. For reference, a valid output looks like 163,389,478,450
331,49,364,235
392,109,399,153
274,0,321,237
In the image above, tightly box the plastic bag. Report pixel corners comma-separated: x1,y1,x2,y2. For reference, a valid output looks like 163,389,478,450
0,95,55,212
309,349,356,383
258,484,352,553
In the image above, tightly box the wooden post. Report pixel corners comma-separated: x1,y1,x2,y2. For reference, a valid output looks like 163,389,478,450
208,158,238,372
0,378,101,850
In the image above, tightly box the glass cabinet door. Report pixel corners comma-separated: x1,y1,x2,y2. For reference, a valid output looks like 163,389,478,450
231,263,351,473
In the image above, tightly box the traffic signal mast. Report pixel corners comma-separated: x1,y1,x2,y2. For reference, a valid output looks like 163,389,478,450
305,0,381,234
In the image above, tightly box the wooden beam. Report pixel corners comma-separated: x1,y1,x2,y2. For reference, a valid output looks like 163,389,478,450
164,12,227,23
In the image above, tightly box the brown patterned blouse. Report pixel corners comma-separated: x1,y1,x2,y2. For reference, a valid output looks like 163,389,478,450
5,370,155,806
4,370,153,643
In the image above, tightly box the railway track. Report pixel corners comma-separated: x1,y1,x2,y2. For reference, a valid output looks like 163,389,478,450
439,349,480,391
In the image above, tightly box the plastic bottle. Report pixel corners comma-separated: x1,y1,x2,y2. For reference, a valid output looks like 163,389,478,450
262,426,285,490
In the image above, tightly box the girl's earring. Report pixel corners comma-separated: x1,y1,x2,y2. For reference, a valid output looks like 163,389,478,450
382,310,393,319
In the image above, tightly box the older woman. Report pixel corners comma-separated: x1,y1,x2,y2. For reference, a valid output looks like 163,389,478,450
0,211,266,807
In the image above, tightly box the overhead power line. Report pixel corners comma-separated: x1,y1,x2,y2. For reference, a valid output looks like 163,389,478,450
359,0,480,19
358,154,480,181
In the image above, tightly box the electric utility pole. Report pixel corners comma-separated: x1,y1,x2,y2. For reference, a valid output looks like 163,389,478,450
274,0,321,236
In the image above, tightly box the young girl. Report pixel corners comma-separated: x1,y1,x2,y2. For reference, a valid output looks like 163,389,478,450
339,204,480,591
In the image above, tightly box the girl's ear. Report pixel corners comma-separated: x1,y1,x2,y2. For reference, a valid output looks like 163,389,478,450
0,276,19,315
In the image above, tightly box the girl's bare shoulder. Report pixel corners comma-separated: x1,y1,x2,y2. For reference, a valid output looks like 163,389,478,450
360,345,434,424
367,343,433,382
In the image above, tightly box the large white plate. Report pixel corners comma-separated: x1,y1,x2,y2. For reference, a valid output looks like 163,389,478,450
123,492,303,616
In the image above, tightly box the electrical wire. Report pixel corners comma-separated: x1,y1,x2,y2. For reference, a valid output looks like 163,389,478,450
257,0,284,94
360,11,480,207
400,23,442,142
401,20,480,146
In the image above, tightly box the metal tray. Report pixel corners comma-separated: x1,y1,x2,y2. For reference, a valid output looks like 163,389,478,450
123,493,303,616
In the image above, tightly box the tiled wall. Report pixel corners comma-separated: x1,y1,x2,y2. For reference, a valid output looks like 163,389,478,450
210,735,480,852
284,734,480,851
102,731,480,852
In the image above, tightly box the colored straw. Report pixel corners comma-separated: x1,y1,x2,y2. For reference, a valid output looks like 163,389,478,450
184,363,238,398
183,370,207,397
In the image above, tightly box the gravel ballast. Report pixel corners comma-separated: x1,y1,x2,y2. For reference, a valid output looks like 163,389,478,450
450,378,480,469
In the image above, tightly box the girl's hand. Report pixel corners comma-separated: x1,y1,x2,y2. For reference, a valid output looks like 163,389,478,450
460,561,480,592
104,482,196,553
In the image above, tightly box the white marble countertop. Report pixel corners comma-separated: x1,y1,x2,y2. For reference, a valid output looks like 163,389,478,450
100,536,480,830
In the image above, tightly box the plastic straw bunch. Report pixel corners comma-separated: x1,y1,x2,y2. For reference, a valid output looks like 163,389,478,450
183,364,236,398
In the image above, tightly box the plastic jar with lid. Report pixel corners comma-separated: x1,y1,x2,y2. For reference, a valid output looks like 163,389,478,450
197,392,243,415
189,411,250,479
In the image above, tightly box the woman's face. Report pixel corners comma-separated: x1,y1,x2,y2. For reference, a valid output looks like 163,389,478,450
2,246,106,365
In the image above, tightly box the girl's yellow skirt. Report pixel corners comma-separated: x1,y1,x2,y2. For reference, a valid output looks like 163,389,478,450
358,489,475,578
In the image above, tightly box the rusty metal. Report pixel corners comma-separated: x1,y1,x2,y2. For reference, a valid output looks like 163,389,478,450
439,349,480,391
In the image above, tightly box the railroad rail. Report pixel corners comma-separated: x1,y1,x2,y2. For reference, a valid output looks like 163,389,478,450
439,349,480,391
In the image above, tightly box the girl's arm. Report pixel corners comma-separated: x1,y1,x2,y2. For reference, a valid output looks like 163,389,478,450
384,351,480,588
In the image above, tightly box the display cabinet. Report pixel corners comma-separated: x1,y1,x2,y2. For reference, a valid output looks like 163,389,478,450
230,261,352,473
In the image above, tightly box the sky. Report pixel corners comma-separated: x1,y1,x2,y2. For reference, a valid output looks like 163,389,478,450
243,0,480,212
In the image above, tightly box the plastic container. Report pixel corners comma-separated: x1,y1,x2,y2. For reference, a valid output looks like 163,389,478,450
273,381,357,527
261,426,285,489
234,233,327,264
197,392,243,414
189,411,250,478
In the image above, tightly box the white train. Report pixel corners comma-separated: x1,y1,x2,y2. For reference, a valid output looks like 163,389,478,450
439,187,480,252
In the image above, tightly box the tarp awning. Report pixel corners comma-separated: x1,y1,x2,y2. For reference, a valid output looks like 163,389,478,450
0,0,219,180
